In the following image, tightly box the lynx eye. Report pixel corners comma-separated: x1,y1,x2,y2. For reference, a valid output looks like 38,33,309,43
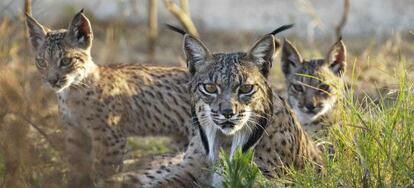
35,58,47,68
319,84,330,95
291,84,303,92
200,83,218,94
239,84,255,95
60,57,76,68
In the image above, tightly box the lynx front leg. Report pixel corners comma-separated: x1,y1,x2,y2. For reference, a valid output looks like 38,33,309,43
89,124,127,185
63,124,93,188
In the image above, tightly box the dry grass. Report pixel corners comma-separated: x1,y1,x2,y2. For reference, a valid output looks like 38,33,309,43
0,13,413,187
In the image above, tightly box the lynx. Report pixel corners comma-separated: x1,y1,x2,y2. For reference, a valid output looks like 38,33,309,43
110,26,322,188
281,39,346,139
26,10,193,187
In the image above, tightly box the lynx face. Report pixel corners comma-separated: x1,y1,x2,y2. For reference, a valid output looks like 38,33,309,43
192,54,270,136
281,39,346,125
184,34,276,159
26,11,95,92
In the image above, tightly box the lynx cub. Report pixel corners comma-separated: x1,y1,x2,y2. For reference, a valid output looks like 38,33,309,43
26,10,192,186
281,39,346,138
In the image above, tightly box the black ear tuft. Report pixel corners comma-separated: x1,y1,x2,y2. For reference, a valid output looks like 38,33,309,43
268,24,294,36
165,24,187,35
248,34,275,77
268,24,294,66
67,9,93,49
281,39,302,76
26,14,46,50
183,35,211,74
327,38,347,76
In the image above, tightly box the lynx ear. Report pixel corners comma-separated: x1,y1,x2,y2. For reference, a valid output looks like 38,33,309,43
274,38,282,52
67,9,93,49
327,38,346,76
183,34,212,75
281,39,303,76
248,34,275,77
26,14,47,51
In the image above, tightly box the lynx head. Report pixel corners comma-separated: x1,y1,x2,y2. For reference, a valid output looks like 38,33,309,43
185,34,278,160
26,10,95,92
281,39,346,125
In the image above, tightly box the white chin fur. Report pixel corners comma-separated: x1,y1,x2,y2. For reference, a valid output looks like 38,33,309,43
219,126,239,136
200,104,253,162
230,130,250,158
55,84,70,93
196,104,218,161
205,125,218,161
317,98,335,117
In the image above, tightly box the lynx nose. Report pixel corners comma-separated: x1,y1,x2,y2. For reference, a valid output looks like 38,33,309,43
221,109,235,119
305,104,315,111
48,78,59,86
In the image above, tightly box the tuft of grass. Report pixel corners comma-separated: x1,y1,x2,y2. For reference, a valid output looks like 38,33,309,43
217,148,266,188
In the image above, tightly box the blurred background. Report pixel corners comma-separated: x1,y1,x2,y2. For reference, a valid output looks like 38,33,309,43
2,0,414,38
0,0,413,187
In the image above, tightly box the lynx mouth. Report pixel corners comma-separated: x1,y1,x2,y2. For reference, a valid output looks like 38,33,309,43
213,119,236,128
304,109,318,114
52,77,73,92
52,81,70,93
220,121,235,129
301,106,323,115
216,121,243,135
208,110,252,136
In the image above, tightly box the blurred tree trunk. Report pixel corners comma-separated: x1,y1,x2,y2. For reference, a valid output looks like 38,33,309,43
130,0,140,15
24,0,31,15
164,0,198,37
147,0,158,62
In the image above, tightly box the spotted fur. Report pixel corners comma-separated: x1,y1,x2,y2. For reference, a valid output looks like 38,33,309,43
26,11,193,186
110,30,323,188
281,39,346,139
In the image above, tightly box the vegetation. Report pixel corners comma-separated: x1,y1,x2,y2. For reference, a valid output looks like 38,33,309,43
217,148,261,188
